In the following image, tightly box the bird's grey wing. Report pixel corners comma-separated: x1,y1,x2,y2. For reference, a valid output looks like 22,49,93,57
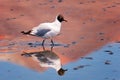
35,29,51,37
34,54,53,64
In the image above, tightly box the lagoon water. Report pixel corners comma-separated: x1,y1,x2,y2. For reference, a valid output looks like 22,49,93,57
0,43,120,80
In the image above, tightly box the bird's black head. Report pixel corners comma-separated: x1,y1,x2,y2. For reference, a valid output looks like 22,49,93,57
57,68,68,76
57,14,67,22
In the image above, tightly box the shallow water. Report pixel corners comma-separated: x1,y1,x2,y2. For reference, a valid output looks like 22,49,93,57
1,0,120,80
0,42,120,80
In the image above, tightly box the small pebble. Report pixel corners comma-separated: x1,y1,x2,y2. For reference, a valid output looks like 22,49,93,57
58,0,62,3
71,41,77,45
104,50,114,55
105,60,111,65
10,9,14,11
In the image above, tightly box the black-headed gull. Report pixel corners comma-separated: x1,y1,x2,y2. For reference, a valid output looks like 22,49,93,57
21,14,67,46
21,50,67,76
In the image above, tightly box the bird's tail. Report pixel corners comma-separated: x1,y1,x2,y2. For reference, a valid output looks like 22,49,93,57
21,30,32,35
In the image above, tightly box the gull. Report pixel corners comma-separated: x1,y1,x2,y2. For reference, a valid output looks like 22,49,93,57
21,50,67,76
21,14,67,46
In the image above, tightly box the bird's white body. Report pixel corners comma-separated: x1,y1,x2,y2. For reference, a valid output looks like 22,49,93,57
21,14,67,45
30,18,61,39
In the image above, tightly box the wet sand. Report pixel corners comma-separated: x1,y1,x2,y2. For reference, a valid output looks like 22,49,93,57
0,0,120,72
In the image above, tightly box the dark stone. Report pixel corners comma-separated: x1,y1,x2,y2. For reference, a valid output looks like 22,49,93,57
28,42,33,45
20,14,24,16
71,41,77,45
103,8,107,11
105,60,111,65
58,0,62,3
6,18,10,20
12,17,16,19
104,50,114,55
100,38,104,41
79,2,84,4
99,32,104,35
83,22,86,24
51,6,55,8
10,9,14,11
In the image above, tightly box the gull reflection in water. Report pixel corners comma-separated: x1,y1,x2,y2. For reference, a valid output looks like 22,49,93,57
21,49,67,76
